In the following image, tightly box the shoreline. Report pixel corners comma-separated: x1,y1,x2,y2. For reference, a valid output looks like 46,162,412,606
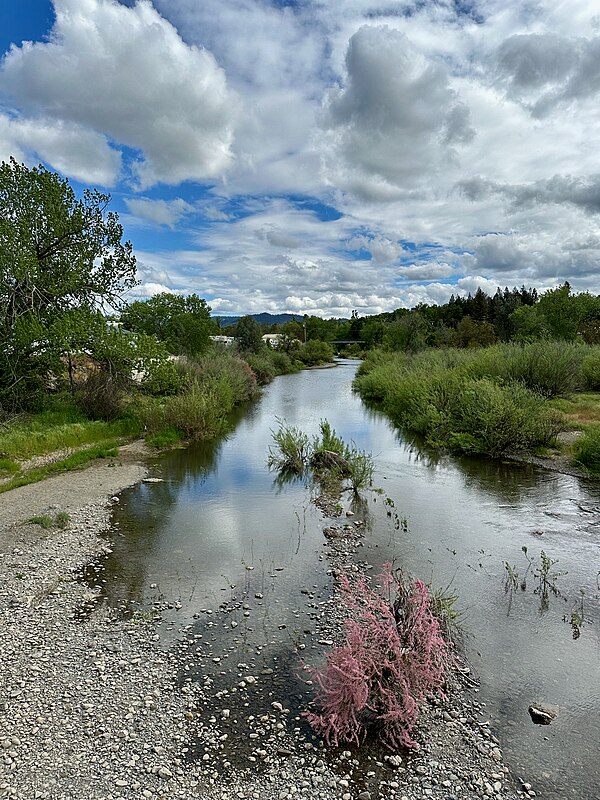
0,449,535,799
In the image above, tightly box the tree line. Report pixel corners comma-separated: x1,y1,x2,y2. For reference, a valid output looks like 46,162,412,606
255,284,600,353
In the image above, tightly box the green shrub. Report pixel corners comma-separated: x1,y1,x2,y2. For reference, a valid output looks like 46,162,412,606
573,425,600,471
76,371,125,421
355,349,397,378
28,514,53,529
26,511,70,529
244,352,276,384
180,348,259,404
459,341,585,397
582,349,600,390
143,383,228,441
345,448,374,492
269,350,298,375
268,420,311,474
313,420,347,457
141,358,184,395
447,378,558,456
497,342,584,397
296,339,334,366
136,346,264,443
354,348,566,458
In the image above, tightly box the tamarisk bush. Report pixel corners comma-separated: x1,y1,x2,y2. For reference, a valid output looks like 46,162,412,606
306,564,452,749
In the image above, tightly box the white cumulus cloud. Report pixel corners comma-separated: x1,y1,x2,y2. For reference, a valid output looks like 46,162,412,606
0,0,236,187
0,112,121,184
321,25,474,199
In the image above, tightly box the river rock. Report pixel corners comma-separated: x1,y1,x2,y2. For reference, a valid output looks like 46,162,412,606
528,704,558,725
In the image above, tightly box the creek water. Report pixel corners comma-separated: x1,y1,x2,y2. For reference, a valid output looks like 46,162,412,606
95,360,600,798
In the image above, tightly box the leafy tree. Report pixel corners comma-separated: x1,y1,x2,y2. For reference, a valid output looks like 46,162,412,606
235,315,264,353
296,339,334,366
453,316,497,348
121,292,215,356
536,283,576,340
280,320,304,342
361,318,386,349
0,158,137,410
383,312,428,353
510,305,551,342
305,315,335,342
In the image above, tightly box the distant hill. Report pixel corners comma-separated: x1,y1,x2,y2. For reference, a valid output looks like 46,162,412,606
215,313,305,328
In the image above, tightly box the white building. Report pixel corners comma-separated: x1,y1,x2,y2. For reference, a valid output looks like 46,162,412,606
261,333,283,348
210,335,236,346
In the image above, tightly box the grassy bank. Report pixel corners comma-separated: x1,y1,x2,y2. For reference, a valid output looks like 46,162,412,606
353,342,600,460
0,345,301,488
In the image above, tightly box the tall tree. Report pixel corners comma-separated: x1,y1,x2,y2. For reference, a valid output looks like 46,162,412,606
120,292,215,356
235,315,263,353
0,158,137,410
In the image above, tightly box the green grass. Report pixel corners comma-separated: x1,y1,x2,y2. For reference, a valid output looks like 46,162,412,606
0,402,140,461
550,393,600,428
145,427,183,448
27,511,71,530
0,444,119,495
573,425,600,472
28,514,54,529
0,458,20,477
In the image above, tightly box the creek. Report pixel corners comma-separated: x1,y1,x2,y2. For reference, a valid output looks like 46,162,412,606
95,360,600,798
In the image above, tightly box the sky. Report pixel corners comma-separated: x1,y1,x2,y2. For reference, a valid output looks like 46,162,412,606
1,0,600,318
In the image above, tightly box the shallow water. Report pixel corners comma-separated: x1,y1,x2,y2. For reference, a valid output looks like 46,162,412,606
96,361,600,798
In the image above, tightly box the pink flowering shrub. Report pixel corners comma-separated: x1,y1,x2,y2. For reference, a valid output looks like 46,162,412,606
305,564,452,749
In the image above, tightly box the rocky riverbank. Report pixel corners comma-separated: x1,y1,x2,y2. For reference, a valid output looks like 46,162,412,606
0,456,537,800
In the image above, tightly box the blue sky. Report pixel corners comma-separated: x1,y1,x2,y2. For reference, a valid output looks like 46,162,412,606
2,0,600,316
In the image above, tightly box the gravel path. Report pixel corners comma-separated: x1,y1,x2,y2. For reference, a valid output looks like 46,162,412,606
0,451,537,800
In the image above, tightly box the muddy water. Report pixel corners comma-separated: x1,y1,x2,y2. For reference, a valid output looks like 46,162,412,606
98,361,600,799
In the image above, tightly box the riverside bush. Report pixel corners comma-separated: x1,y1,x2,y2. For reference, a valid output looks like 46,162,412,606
76,370,126,421
582,350,600,390
573,425,600,471
142,383,229,440
244,349,298,384
243,352,276,384
358,342,586,400
446,378,562,456
139,347,262,441
178,348,259,403
354,347,566,457
306,564,452,749
468,341,585,397
296,339,334,366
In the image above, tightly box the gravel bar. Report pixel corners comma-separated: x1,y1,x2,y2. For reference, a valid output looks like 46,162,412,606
0,456,537,800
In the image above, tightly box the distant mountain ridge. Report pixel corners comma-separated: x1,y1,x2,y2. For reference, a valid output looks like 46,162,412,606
215,312,305,328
